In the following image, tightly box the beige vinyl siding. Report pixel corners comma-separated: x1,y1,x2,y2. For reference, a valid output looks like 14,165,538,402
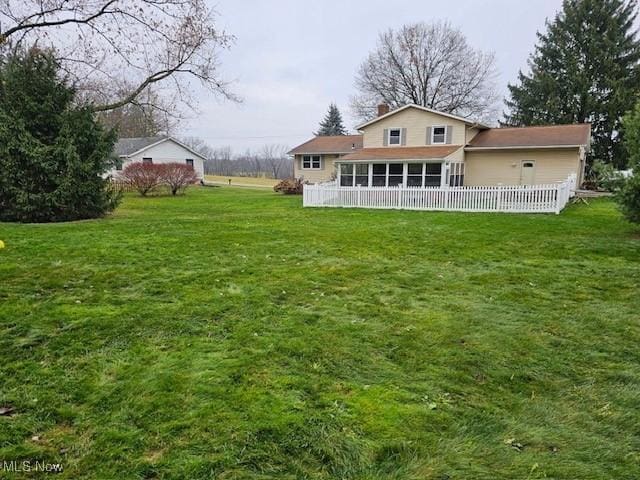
465,127,480,143
445,147,465,162
294,154,338,183
464,148,582,186
362,108,468,147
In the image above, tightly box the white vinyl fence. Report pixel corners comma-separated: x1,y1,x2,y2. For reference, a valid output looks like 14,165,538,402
303,174,577,214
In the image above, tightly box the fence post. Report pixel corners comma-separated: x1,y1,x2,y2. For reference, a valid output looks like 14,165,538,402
496,184,503,212
357,185,361,207
555,181,562,214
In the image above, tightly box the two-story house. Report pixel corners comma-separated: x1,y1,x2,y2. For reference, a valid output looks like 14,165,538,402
289,104,590,189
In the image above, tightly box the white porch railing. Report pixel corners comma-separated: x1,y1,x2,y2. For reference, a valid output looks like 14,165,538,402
303,174,577,214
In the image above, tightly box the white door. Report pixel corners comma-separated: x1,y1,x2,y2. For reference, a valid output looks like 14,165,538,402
520,160,535,185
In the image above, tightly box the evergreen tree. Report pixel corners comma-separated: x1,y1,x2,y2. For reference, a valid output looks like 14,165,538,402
504,0,640,167
0,48,119,223
315,103,347,136
622,99,640,168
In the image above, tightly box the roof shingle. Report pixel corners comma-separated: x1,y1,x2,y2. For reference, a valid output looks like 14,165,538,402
467,124,590,149
340,146,461,161
288,135,363,155
115,136,167,156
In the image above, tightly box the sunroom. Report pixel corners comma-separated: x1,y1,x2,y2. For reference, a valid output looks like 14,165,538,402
336,161,465,188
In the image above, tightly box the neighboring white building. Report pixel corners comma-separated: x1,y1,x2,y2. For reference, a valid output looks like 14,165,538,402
109,136,206,179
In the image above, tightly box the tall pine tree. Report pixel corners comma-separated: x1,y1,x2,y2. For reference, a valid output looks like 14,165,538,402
315,103,347,136
0,48,119,222
504,0,640,167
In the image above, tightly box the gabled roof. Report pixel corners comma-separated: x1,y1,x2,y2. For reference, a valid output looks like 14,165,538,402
115,136,167,156
114,136,208,160
355,104,489,130
340,145,461,161
466,124,591,149
288,135,363,155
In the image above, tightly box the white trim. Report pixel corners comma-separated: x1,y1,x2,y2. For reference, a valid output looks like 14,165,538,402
336,158,446,163
464,144,584,151
355,104,489,130
291,150,356,155
387,127,402,146
123,138,167,157
168,137,210,161
338,160,444,189
123,137,208,161
431,125,447,145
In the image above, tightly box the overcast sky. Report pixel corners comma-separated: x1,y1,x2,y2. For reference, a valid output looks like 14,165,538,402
182,0,567,152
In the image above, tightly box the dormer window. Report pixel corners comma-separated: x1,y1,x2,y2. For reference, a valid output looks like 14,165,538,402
388,128,401,145
431,126,447,144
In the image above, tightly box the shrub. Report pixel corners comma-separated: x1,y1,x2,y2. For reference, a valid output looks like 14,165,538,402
0,48,119,222
120,163,163,196
274,178,306,195
615,173,640,224
158,163,199,195
585,160,626,191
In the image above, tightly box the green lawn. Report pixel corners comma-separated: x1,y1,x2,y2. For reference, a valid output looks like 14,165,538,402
0,187,639,479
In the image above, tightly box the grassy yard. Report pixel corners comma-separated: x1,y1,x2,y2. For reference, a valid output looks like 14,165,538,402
204,175,278,188
0,188,638,479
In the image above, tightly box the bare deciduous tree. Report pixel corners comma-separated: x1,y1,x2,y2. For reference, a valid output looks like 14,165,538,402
181,136,215,160
96,83,177,137
0,0,238,114
178,137,292,178
260,144,289,179
119,163,162,196
159,163,199,195
351,21,498,123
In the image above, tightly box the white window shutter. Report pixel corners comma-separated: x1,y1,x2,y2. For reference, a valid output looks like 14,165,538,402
426,127,432,145
383,129,389,146
446,126,453,144
401,128,407,146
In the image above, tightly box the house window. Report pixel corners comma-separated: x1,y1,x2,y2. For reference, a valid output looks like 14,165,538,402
431,126,446,144
372,163,387,186
340,164,354,186
355,164,369,186
424,163,442,186
186,159,194,168
388,128,401,145
407,163,423,187
388,163,403,186
338,162,444,188
142,157,153,164
302,155,321,169
339,164,369,186
449,162,465,186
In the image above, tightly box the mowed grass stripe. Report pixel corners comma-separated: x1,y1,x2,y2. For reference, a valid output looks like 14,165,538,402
0,187,638,479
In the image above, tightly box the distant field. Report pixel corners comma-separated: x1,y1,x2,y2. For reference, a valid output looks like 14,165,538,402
204,175,278,188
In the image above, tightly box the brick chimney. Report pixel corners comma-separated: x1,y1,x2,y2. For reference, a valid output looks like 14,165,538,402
377,103,390,117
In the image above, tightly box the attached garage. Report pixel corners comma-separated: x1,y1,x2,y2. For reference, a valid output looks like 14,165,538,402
463,124,590,186
464,147,586,186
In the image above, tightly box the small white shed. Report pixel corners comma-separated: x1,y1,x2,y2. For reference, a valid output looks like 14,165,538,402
109,136,206,178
